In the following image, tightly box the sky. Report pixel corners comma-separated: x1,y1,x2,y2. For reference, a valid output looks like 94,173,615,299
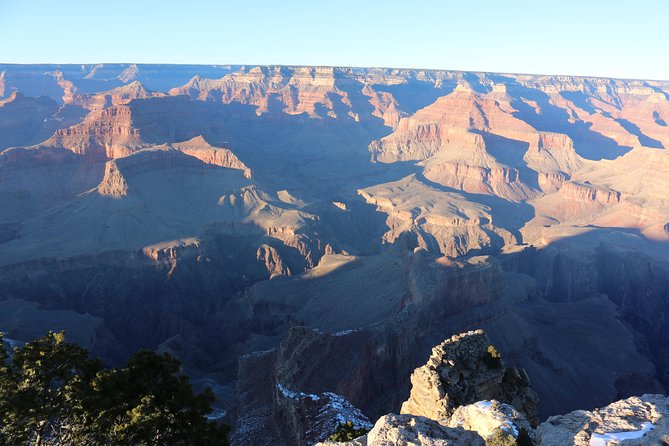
1,0,668,80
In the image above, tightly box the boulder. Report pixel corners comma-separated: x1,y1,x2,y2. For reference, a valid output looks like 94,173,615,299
447,400,534,444
536,394,669,445
367,414,484,446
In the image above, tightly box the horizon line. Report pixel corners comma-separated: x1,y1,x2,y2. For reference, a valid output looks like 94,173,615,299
1,62,668,83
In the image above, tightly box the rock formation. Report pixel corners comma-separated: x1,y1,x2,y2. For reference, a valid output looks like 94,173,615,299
316,332,667,446
230,327,376,446
447,401,534,444
276,384,373,446
400,330,538,425
536,394,669,445
339,414,485,446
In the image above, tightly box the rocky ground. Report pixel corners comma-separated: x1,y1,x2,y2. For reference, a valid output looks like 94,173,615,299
312,330,668,446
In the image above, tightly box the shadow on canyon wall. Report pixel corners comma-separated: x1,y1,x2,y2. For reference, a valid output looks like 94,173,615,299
1,224,668,422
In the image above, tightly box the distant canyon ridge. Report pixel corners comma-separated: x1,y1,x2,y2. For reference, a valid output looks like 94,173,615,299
1,64,668,432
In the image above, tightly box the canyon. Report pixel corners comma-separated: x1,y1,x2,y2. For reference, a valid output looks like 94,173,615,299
1,64,669,443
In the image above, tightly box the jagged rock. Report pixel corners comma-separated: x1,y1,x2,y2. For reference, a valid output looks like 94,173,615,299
400,330,539,425
172,135,252,178
276,384,372,445
67,80,164,112
97,159,128,197
447,400,534,444
560,181,622,205
358,175,516,257
536,394,669,446
230,327,375,446
317,414,485,446
365,414,485,446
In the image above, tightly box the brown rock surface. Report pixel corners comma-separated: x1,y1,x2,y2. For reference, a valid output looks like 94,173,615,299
400,330,539,425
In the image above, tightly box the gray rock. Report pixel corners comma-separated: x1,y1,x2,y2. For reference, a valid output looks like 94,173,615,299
536,394,669,445
367,414,484,446
447,400,534,443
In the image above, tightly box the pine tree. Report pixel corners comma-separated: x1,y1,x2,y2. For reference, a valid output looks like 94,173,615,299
0,332,229,446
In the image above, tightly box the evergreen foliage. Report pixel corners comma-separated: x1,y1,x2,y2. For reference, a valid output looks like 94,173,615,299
0,332,229,445
486,428,517,446
328,420,369,441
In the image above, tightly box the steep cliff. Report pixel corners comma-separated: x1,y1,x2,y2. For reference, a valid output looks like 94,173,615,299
400,330,538,425
314,332,667,446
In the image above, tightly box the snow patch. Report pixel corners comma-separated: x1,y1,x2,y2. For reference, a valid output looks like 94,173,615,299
333,329,358,337
241,348,275,360
320,392,373,431
206,408,227,421
276,384,372,443
590,422,654,446
469,401,519,438
277,384,319,401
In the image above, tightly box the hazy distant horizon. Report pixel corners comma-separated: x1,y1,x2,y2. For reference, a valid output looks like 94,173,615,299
1,62,668,83
2,0,668,80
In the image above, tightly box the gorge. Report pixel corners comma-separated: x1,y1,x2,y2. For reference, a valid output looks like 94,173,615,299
1,64,669,443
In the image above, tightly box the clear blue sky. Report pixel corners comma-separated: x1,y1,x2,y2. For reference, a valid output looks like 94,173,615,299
1,0,668,80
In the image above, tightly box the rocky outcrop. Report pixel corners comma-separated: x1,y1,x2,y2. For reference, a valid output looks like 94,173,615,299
315,332,667,446
43,96,228,158
313,333,537,446
97,159,129,197
276,384,372,446
423,159,534,202
230,327,377,446
96,146,205,196
536,394,669,446
47,103,144,157
560,181,621,205
526,133,582,175
537,171,569,193
358,414,485,446
172,135,251,178
67,80,164,112
95,136,250,196
401,330,539,425
358,175,516,257
256,244,291,277
169,66,385,122
447,401,534,444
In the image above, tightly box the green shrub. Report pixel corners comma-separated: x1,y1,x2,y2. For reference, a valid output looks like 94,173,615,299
482,344,503,369
328,420,368,442
486,427,535,446
0,331,229,446
486,428,516,446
